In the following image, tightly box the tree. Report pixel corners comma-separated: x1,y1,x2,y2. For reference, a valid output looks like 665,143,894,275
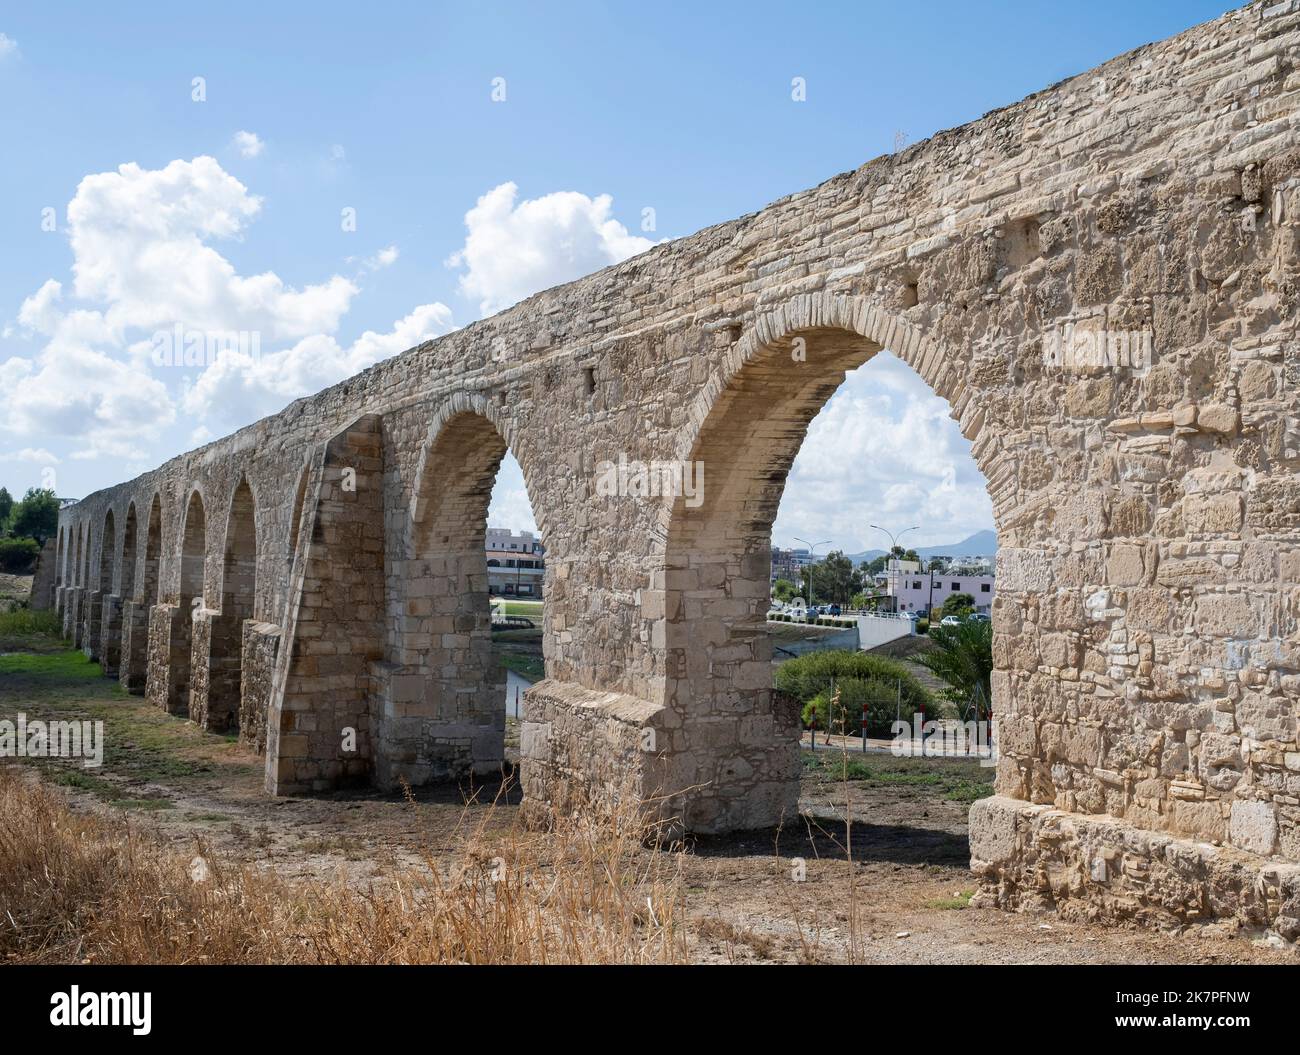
810,550,859,605
10,488,59,544
940,592,976,618
772,578,798,603
0,486,12,533
916,619,993,722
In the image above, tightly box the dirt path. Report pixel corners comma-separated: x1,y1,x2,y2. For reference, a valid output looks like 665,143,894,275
3,647,1298,965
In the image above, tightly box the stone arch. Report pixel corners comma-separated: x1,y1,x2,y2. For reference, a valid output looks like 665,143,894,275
77,522,86,586
118,496,159,694
203,477,259,731
85,508,116,667
155,488,207,716
377,395,544,786
120,502,139,601
180,489,207,608
654,296,1008,832
98,509,116,596
142,493,163,605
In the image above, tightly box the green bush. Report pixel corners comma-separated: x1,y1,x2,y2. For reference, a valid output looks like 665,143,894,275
916,617,929,634
0,537,40,573
777,649,932,737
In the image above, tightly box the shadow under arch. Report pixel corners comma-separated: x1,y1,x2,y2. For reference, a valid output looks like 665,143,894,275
655,294,1006,834
376,394,547,788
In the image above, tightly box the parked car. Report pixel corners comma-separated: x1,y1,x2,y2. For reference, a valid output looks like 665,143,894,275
828,604,841,616
969,612,991,622
940,615,962,627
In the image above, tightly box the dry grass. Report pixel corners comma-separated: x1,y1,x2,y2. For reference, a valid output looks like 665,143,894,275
0,769,688,964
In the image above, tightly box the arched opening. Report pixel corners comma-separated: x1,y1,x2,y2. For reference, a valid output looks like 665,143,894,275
660,318,999,833
209,478,258,732
99,509,115,597
379,405,542,787
87,508,116,666
143,494,162,605
168,490,207,715
119,497,155,693
120,503,138,602
486,451,545,738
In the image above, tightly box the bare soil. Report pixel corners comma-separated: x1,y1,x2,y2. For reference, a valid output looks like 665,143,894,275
3,647,1298,965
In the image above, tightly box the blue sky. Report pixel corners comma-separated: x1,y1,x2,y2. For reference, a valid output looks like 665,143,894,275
0,1,1227,551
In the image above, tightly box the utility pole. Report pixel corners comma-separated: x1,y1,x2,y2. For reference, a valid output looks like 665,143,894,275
870,524,918,614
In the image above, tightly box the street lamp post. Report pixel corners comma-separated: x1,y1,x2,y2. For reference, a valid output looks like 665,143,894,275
792,536,831,610
870,524,918,614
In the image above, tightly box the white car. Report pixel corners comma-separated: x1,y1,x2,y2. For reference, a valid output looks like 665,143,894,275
940,615,962,627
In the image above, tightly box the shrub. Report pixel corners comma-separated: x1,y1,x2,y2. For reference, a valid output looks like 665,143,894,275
777,649,932,737
0,537,40,573
916,617,929,634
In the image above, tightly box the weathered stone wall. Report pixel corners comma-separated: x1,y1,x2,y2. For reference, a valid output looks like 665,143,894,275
239,621,280,754
51,1,1300,934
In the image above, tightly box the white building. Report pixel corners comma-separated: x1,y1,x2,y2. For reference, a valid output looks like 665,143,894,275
890,569,994,615
486,527,544,598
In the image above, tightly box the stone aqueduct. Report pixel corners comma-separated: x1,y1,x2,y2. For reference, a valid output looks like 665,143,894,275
41,3,1300,934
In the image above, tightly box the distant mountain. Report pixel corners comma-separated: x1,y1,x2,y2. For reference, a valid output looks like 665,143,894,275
843,529,997,565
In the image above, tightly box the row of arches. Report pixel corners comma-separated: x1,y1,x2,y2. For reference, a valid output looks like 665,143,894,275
54,299,1008,834
56,475,282,739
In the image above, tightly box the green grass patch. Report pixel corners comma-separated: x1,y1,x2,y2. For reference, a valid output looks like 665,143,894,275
803,749,994,803
0,609,72,653
1,648,256,796
498,652,545,681
498,600,543,617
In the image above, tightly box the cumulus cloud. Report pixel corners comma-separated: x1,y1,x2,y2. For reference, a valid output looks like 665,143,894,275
232,130,264,158
181,301,455,424
0,447,59,464
770,352,994,554
0,155,438,463
66,157,356,339
447,182,655,316
0,33,18,60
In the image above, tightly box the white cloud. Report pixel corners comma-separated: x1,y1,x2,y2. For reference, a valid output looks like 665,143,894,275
0,155,397,460
232,130,264,158
447,182,656,316
771,351,994,554
0,447,59,464
181,301,455,424
0,33,18,61
66,157,355,339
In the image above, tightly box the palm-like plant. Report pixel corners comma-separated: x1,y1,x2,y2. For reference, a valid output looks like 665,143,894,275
917,618,993,722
